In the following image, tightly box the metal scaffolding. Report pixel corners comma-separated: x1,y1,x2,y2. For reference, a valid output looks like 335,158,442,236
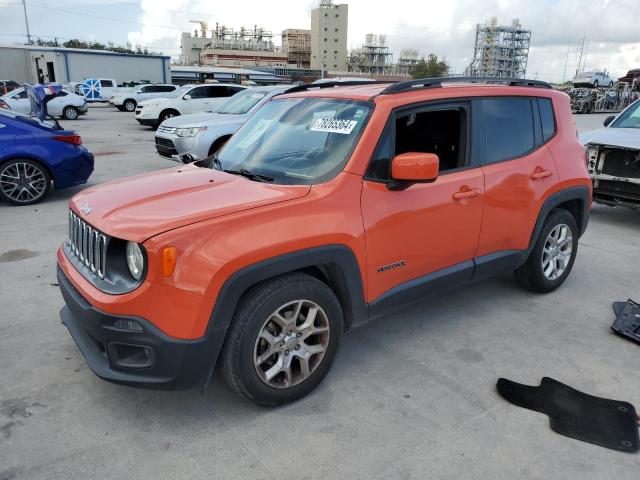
348,34,394,75
206,23,277,52
467,18,531,79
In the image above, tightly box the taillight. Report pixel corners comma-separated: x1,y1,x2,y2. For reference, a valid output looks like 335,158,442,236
53,134,82,145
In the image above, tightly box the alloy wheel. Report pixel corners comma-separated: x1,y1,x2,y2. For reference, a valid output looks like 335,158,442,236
64,107,78,120
0,161,48,203
541,224,573,280
125,101,136,112
253,299,330,389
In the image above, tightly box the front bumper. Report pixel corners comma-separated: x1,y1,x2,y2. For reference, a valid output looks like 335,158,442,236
136,117,158,127
58,266,225,390
154,133,196,158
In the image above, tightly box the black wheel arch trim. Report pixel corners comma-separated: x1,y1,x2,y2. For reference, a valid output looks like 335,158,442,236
527,185,590,253
202,244,368,387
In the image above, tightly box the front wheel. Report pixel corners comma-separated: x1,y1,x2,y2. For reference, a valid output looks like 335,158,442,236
159,110,178,124
221,273,343,406
515,209,578,293
124,99,136,112
0,159,51,205
62,106,79,120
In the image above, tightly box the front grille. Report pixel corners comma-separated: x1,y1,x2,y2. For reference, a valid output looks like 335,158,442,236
157,125,176,134
68,210,108,279
155,137,175,147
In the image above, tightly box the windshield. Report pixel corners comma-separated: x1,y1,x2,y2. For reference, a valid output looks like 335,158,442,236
164,86,191,99
611,100,640,128
214,97,372,185
216,90,269,114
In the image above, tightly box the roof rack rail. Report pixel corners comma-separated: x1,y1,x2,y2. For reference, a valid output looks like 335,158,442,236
380,77,552,95
284,80,391,94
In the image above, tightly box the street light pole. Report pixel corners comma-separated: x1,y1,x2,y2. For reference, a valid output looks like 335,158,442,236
22,0,32,44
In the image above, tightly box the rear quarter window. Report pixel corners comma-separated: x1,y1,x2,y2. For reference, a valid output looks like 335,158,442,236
537,98,556,142
480,97,534,164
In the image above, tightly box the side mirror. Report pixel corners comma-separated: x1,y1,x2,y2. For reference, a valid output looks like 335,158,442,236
183,94,191,100
389,152,439,190
603,115,615,127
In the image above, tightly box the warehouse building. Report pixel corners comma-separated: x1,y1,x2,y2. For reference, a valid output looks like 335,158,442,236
0,44,171,85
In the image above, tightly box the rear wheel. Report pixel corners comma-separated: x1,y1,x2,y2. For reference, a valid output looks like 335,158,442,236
515,209,578,293
0,159,51,205
221,273,343,406
62,106,79,120
124,99,136,112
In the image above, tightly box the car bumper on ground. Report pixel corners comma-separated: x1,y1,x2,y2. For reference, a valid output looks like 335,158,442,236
58,265,223,390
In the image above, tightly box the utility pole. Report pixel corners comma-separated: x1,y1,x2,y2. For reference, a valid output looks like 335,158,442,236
21,0,31,44
576,36,585,76
562,42,570,83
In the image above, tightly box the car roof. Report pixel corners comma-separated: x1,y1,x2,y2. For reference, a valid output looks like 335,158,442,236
278,80,559,103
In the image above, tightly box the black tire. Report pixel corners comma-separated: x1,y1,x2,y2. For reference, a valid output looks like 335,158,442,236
609,81,614,88
0,158,51,205
221,273,343,406
62,106,79,120
208,136,230,156
124,99,136,112
159,109,178,125
515,209,579,293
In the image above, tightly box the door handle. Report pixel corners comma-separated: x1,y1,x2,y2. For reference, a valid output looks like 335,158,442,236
531,169,553,180
452,189,479,201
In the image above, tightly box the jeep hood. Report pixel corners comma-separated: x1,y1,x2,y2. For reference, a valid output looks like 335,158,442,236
69,164,310,242
580,128,640,150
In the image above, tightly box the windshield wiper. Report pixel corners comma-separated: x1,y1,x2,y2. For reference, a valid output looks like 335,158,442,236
223,168,274,182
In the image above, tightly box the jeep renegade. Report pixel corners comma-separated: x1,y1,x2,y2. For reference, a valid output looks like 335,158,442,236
57,78,592,406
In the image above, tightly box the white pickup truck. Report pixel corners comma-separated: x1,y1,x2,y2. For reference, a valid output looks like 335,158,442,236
73,78,119,102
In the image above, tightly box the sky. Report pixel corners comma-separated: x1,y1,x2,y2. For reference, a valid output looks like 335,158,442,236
1,0,639,83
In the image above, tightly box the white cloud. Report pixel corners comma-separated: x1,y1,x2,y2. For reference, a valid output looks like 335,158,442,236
124,0,640,82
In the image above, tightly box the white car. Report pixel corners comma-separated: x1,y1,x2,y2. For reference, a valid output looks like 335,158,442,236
112,84,177,112
154,85,290,160
0,87,88,120
580,99,640,210
135,83,248,128
571,70,615,88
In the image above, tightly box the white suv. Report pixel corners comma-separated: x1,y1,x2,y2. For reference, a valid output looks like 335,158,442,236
112,84,177,112
135,83,247,128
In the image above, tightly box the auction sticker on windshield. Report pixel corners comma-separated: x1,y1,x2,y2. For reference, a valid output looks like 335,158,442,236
311,118,358,135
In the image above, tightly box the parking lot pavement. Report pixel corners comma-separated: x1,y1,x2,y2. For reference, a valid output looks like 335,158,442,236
1,107,639,479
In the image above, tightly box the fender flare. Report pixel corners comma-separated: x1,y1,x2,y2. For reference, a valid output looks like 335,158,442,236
526,185,591,255
200,245,368,387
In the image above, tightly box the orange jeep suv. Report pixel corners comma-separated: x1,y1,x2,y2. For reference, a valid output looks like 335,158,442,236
57,78,592,406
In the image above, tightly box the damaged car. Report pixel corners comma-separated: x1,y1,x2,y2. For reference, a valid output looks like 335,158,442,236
581,100,640,209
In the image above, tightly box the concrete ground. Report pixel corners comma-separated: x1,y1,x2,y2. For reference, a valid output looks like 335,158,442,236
1,107,638,479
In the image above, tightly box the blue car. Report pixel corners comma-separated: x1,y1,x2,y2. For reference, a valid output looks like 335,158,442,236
0,105,94,205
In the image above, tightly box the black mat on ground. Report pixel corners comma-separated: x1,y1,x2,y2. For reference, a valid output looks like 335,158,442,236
612,299,640,345
497,377,639,453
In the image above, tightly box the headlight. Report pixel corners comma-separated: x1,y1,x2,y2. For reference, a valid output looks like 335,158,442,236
126,242,145,280
175,126,207,137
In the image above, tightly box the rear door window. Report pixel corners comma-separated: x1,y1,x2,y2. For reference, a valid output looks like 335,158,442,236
480,97,534,164
100,80,114,87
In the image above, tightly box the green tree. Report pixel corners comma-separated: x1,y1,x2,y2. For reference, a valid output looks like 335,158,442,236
411,54,449,79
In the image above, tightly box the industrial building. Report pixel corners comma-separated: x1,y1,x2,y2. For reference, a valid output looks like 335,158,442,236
466,18,531,78
180,23,288,68
282,29,311,68
347,34,394,75
0,44,171,85
310,0,348,72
